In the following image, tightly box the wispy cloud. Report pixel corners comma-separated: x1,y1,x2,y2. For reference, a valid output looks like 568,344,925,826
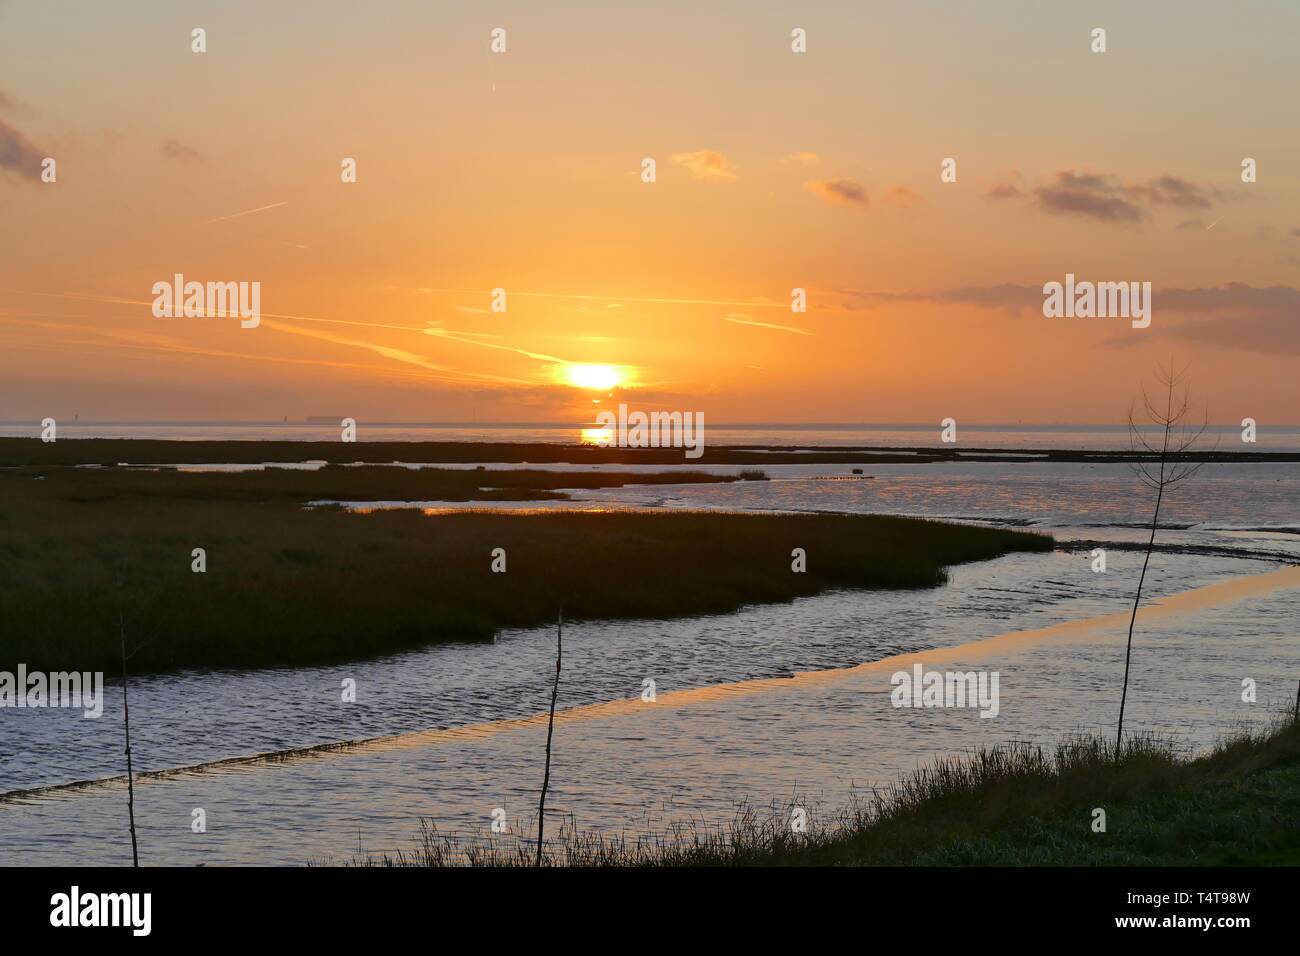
0,116,45,183
265,328,532,386
837,280,1300,356
0,288,543,384
0,313,453,384
985,169,1024,201
806,177,868,207
986,182,1023,200
836,284,1045,314
724,313,814,336
160,138,204,164
672,149,737,181
1034,170,1143,222
201,201,288,225
422,326,568,364
784,152,820,166
383,287,800,310
0,85,35,117
1104,283,1300,356
883,185,921,208
1016,170,1229,224
1124,175,1219,209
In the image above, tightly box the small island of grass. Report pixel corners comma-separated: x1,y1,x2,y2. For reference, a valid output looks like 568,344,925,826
0,456,1051,674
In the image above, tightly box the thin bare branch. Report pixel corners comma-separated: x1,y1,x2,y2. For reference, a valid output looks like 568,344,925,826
1116,362,1212,754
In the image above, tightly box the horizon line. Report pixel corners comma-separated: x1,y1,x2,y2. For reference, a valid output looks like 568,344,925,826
3,420,1298,430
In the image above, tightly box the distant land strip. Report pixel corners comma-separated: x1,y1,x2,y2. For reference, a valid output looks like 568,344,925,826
2,438,1297,467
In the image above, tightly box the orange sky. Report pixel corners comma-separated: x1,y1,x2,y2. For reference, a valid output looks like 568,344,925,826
2,1,1298,424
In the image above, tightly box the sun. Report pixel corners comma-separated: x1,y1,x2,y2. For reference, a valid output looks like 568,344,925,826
580,425,614,446
562,364,624,390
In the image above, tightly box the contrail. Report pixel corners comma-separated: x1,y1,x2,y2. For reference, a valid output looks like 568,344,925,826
0,289,562,383
399,287,799,309
724,315,814,336
201,201,289,225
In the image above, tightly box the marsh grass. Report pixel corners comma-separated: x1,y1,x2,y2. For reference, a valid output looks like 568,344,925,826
355,719,1300,866
1,462,733,503
0,465,1050,673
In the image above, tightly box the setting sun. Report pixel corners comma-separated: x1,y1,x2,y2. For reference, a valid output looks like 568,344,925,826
562,364,624,390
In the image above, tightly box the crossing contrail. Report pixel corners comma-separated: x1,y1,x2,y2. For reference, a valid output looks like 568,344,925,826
201,201,289,225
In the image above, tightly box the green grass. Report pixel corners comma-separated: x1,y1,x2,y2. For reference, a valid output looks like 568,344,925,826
0,463,1050,674
364,719,1300,867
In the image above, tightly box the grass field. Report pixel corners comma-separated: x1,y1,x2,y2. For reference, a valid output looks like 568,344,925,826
0,462,1052,674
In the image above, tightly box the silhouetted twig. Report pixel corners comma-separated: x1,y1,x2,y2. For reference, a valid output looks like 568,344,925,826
536,606,563,867
110,556,165,867
1117,362,1213,755
120,610,139,867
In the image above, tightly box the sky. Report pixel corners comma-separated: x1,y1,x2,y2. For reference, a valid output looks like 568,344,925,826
2,0,1298,425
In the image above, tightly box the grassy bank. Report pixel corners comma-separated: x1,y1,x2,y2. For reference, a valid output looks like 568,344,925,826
370,719,1300,867
0,464,1051,673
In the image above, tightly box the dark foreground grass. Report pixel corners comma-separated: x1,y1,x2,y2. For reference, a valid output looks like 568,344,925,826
362,719,1300,867
0,464,1050,673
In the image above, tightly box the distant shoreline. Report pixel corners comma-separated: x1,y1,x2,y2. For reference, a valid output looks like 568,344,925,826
4,421,1300,430
2,437,1297,466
